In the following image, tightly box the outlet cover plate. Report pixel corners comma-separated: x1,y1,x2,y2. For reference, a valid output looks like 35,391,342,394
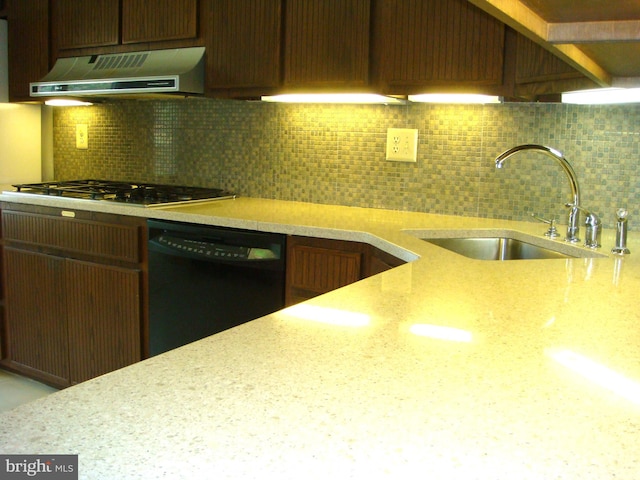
76,124,88,150
386,128,418,162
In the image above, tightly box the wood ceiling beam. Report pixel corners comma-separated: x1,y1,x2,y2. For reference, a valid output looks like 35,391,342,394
548,20,640,43
468,0,612,86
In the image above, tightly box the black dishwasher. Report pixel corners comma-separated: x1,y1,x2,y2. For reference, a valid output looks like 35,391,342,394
147,220,286,356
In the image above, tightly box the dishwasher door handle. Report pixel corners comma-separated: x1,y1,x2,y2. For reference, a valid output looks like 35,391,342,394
148,235,283,269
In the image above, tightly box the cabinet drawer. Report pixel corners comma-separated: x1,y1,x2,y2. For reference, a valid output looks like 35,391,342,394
2,211,141,263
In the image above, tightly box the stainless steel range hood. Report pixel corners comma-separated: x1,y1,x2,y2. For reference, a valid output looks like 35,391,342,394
30,47,205,99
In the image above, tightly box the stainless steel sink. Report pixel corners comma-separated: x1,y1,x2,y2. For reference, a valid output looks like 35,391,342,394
424,236,573,261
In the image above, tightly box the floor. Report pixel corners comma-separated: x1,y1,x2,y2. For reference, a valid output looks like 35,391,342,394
0,368,59,413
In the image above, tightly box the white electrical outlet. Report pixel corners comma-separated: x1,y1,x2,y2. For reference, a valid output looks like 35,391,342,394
386,128,418,162
76,124,88,149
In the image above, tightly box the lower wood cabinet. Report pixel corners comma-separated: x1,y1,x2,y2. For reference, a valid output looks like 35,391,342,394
0,204,404,386
0,205,145,388
285,235,405,306
3,249,69,385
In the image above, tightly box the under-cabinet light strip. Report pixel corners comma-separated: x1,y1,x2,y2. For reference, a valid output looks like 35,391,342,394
408,94,501,104
260,94,406,104
261,93,503,104
562,88,640,104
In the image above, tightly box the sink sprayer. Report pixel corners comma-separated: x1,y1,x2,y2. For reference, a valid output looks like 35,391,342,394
612,208,631,255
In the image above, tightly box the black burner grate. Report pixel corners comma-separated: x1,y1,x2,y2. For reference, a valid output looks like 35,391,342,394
12,180,235,206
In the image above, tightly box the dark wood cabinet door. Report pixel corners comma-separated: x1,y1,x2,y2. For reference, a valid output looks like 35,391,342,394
1,206,146,388
3,248,70,387
515,34,579,84
66,259,141,385
52,0,120,52
203,0,281,93
374,0,505,94
122,0,198,44
6,0,49,101
509,31,591,99
284,0,371,89
286,236,365,306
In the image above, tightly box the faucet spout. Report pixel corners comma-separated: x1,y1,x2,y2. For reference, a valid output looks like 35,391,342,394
495,144,581,243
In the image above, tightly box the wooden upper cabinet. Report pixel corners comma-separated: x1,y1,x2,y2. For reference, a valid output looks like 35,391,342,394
6,0,49,101
284,0,371,89
515,34,581,85
509,31,596,99
52,0,120,51
52,0,199,56
373,0,506,94
203,0,281,94
491,28,596,101
122,0,198,44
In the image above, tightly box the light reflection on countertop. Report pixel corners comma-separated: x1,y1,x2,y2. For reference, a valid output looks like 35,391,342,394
279,304,371,328
0,194,639,479
409,324,473,342
547,349,640,406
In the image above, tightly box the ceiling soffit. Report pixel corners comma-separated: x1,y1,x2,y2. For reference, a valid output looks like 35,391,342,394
469,0,640,87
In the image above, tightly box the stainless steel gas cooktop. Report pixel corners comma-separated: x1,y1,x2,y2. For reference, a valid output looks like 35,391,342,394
11,179,236,207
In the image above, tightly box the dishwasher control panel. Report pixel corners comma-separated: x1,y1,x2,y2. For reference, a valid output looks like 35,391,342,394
155,234,277,260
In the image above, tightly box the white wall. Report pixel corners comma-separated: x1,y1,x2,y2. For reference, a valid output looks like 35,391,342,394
0,104,43,184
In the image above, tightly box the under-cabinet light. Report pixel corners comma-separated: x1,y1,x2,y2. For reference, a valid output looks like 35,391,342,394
44,99,93,107
562,87,640,104
408,94,501,104
260,94,406,104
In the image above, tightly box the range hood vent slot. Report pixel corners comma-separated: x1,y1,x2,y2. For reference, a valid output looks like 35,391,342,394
94,52,149,71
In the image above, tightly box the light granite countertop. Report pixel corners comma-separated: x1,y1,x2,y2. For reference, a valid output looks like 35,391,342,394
1,193,639,479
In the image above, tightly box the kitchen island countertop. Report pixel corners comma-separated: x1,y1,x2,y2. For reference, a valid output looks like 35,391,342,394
0,194,639,479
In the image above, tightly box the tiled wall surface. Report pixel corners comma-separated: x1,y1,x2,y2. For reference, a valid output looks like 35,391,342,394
53,99,640,229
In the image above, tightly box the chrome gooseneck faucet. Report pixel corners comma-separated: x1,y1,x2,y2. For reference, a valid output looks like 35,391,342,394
495,144,581,243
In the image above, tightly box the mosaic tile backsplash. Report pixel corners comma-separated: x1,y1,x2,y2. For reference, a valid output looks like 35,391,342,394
53,99,640,230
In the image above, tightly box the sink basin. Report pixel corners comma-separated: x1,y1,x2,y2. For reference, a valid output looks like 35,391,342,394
424,236,572,261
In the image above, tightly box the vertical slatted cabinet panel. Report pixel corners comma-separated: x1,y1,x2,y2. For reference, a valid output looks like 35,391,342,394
203,0,282,91
122,0,198,44
66,259,141,385
51,0,120,51
374,0,505,93
286,236,365,306
284,0,371,88
1,207,145,387
6,0,49,101
1,211,140,264
510,31,592,99
515,34,583,84
3,248,70,386
290,246,361,292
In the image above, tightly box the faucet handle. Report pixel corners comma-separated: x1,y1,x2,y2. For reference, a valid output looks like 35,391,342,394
565,203,601,248
531,213,560,238
565,203,601,227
